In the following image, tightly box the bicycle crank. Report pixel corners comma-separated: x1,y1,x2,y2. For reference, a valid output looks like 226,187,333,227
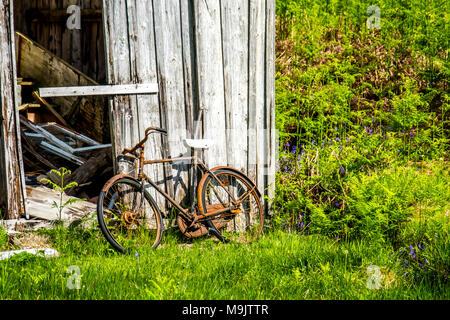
122,211,138,225
176,215,209,238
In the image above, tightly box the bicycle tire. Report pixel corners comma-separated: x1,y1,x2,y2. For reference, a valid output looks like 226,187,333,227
97,176,164,253
197,168,264,243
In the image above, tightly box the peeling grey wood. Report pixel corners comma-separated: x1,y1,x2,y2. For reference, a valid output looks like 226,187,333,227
193,0,227,169
26,186,96,222
221,0,249,174
0,0,27,219
126,0,167,209
179,0,197,206
103,0,134,154
248,0,267,208
38,83,159,97
153,0,189,204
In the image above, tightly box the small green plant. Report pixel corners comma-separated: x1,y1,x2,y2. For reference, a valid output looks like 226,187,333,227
0,226,8,251
40,168,86,223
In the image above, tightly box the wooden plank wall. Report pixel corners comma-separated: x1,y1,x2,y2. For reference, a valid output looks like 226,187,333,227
13,0,105,83
103,0,276,213
0,0,27,219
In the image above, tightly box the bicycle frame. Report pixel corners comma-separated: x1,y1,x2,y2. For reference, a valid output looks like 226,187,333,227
128,146,241,223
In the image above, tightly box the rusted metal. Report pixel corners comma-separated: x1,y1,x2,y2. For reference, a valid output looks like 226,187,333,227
101,174,135,192
176,214,208,238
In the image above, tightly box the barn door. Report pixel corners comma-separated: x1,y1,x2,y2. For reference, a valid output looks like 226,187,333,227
0,0,27,219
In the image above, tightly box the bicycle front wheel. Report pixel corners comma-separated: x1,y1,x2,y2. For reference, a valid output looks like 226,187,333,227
97,176,163,253
198,169,264,244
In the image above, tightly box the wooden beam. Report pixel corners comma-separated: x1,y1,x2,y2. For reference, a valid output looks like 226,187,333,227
0,0,28,219
19,103,41,111
32,91,70,127
39,83,159,98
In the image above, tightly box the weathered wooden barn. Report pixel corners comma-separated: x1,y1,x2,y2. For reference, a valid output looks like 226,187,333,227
0,0,275,220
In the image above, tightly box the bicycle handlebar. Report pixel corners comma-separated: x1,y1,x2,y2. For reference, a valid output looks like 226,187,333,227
122,126,167,156
145,126,167,135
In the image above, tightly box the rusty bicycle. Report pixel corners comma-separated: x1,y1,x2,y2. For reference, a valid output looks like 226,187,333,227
97,126,264,253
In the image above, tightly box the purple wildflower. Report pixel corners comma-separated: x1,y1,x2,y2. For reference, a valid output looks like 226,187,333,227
291,145,297,154
339,166,345,175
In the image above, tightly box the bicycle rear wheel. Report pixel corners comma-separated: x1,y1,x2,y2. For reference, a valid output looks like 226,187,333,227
97,176,163,253
198,169,263,243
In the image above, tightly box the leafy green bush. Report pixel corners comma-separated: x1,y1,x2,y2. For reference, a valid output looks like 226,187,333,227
273,0,449,249
0,227,8,251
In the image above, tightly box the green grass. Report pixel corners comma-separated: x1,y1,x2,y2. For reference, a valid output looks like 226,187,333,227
0,228,448,300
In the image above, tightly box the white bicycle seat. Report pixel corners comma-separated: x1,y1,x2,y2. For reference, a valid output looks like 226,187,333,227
184,139,212,149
